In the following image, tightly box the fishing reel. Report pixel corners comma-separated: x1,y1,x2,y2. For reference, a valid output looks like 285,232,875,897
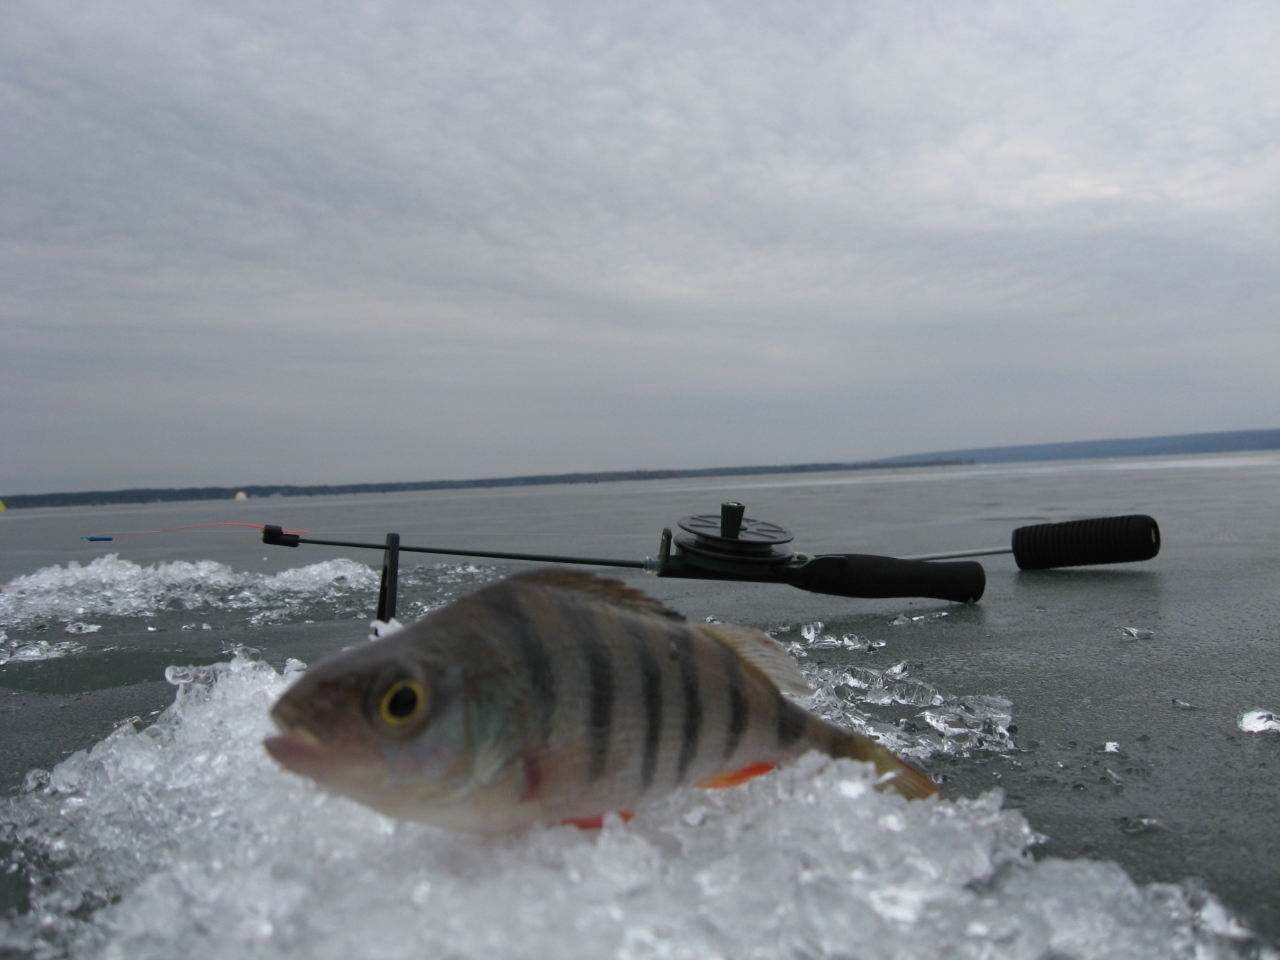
651,502,987,602
262,502,1160,622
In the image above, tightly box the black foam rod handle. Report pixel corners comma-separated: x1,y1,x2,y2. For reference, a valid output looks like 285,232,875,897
783,554,986,602
1011,515,1160,570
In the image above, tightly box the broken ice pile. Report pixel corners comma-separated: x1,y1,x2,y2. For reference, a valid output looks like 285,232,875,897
0,651,1261,960
796,660,1017,760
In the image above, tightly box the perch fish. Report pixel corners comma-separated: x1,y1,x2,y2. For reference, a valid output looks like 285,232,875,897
265,569,937,831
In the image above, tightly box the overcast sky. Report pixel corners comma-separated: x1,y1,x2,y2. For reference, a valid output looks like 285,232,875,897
2,0,1277,493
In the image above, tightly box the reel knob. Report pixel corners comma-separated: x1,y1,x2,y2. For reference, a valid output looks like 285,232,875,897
674,502,795,566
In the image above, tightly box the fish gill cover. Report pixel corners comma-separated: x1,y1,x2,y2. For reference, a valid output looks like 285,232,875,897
0,650,1265,960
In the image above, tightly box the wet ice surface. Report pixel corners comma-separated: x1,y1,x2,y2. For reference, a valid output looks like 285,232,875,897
0,651,1268,960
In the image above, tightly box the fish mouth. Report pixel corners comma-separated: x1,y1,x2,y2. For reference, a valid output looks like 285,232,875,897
264,730,382,781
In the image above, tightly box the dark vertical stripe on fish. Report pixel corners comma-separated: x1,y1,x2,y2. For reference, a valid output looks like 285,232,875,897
630,624,664,791
775,688,808,747
492,588,556,742
675,632,702,782
581,636,615,782
824,723,847,758
719,641,748,760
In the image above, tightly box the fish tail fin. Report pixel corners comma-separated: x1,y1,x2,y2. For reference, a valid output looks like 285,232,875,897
822,722,939,800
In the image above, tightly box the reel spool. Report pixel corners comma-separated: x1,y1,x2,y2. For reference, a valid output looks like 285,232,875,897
674,502,795,566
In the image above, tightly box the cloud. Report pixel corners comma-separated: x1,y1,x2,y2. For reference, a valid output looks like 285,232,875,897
1,0,1277,491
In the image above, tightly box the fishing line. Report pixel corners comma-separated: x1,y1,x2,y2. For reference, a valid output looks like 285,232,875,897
81,522,307,542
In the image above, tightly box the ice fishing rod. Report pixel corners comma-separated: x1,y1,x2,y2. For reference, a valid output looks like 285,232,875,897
261,503,1160,621
81,522,306,542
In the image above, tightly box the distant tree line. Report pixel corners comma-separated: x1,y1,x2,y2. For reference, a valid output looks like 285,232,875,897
1,458,975,510
6,427,1276,510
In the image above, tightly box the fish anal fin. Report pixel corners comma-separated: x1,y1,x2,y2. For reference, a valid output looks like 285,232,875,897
700,624,810,694
514,569,684,621
829,725,940,800
562,811,635,830
872,764,938,801
699,761,776,790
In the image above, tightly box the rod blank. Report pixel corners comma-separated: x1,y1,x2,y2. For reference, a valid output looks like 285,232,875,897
261,526,646,569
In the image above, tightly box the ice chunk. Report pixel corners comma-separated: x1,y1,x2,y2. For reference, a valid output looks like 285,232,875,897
796,621,875,651
0,652,1259,959
1238,709,1280,734
916,696,1018,757
164,663,220,686
1118,815,1163,836
841,634,872,651
0,554,377,628
1119,626,1155,639
0,557,501,642
796,663,1013,759
1195,895,1256,941
0,639,83,664
367,617,405,640
891,611,947,626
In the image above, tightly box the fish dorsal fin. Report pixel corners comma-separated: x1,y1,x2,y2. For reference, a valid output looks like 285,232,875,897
701,624,811,694
513,568,685,622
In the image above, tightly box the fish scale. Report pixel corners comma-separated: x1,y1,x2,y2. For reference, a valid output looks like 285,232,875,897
265,569,937,833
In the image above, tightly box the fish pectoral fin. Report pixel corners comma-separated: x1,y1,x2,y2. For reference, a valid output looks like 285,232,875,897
513,569,684,621
698,761,776,790
700,624,810,694
562,811,635,830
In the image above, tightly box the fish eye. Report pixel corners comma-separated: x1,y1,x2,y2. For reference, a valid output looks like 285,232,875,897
378,679,426,726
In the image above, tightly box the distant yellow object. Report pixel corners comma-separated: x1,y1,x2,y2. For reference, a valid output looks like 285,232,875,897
0,500,6,511
234,491,248,501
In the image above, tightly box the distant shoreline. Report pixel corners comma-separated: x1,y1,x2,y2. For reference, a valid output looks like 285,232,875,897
3,428,1277,510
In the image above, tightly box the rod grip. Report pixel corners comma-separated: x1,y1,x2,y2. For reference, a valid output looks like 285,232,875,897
784,554,986,602
1011,515,1160,569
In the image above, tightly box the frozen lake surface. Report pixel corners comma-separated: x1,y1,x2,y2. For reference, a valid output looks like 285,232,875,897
1,453,1278,956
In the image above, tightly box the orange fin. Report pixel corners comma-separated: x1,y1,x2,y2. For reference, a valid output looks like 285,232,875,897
562,811,635,830
699,761,776,790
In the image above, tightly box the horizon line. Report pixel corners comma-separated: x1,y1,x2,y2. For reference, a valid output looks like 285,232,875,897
3,427,1277,510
